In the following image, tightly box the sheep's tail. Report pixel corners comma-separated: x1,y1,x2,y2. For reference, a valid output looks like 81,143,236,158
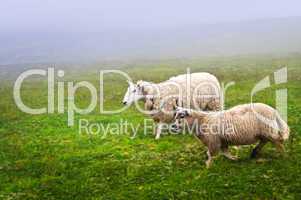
276,114,290,141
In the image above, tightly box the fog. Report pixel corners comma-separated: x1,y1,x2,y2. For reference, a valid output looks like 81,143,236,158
1,0,301,64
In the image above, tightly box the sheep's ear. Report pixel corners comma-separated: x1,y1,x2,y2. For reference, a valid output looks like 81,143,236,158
136,80,145,93
137,81,155,95
141,84,152,95
136,80,143,86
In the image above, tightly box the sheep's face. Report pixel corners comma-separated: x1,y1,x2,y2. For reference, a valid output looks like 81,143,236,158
170,118,184,133
122,81,144,105
171,107,190,132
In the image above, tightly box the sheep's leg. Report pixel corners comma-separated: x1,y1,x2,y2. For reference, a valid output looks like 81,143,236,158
232,146,241,157
205,150,213,168
205,137,221,168
221,147,238,161
274,141,286,156
276,143,285,152
155,123,163,140
205,147,220,168
250,140,267,158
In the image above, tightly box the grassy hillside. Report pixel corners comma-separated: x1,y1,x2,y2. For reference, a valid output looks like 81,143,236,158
0,55,301,199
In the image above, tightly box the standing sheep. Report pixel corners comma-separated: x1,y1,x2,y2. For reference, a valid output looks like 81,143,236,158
122,73,221,139
172,103,290,168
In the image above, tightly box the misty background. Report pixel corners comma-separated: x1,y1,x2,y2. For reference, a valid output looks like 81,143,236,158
1,0,301,65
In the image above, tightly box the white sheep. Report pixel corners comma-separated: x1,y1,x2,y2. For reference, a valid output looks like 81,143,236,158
122,72,221,139
172,103,290,168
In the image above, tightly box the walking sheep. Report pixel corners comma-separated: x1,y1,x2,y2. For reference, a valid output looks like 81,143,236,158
172,103,290,168
122,72,221,139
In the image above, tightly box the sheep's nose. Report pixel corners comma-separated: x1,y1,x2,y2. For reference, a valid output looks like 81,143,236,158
123,101,127,105
170,124,178,130
170,124,180,133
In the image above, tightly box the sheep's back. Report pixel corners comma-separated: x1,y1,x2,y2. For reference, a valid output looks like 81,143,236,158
158,73,221,111
146,73,222,123
205,103,284,145
204,111,261,145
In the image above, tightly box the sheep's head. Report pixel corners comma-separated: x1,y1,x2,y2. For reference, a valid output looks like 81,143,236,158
175,107,190,118
171,107,190,132
122,80,144,105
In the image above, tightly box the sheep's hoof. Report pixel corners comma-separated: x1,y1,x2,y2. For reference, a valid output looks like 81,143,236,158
205,160,212,168
256,158,267,163
222,152,238,160
228,155,238,161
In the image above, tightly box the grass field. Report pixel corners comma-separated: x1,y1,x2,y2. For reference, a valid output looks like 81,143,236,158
1,55,301,199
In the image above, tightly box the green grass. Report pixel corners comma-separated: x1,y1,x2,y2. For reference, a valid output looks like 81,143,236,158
0,55,301,199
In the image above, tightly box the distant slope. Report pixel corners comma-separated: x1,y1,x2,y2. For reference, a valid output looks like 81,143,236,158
1,17,301,64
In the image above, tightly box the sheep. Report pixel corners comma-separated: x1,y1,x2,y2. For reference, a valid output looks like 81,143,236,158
122,72,221,139
172,103,290,168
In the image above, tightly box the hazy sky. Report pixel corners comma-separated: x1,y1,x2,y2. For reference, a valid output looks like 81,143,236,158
1,0,301,32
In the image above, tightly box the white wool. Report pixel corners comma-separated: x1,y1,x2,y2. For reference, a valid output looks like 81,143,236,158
140,72,221,124
175,103,290,167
